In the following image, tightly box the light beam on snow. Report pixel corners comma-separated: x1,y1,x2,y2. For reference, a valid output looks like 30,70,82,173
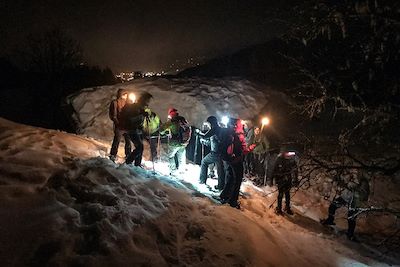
142,159,218,195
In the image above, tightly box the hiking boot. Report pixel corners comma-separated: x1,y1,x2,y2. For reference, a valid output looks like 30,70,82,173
275,207,283,215
346,233,359,243
285,207,294,215
321,218,336,226
229,201,241,209
212,195,228,204
214,185,223,191
109,155,116,162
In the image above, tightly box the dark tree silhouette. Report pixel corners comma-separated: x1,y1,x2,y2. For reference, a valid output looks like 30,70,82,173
21,29,82,76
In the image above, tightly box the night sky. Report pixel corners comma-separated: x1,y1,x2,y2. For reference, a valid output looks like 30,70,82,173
1,0,285,72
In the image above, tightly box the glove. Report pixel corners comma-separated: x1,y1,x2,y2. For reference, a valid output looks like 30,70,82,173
195,128,201,134
249,143,257,151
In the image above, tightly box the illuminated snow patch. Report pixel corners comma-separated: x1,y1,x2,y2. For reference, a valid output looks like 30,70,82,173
142,160,219,195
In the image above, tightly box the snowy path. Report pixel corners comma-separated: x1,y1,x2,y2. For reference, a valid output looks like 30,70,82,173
0,116,397,266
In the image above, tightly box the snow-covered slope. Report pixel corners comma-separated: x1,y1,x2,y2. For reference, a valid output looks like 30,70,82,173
0,117,396,266
67,77,270,141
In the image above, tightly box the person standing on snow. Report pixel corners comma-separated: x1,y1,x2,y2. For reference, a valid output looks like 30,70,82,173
142,106,161,161
320,176,370,241
272,148,299,215
109,88,131,162
196,116,225,189
248,126,270,185
120,92,153,166
219,118,256,209
159,108,192,174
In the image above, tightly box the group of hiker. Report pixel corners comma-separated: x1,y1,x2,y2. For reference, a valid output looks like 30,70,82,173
109,89,190,172
109,88,369,241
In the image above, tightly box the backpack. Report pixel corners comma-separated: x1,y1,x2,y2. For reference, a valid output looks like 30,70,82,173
177,117,192,144
219,128,243,162
109,100,117,121
120,103,145,131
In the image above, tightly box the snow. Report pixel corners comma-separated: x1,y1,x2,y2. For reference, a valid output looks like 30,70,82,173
67,77,268,141
1,77,399,266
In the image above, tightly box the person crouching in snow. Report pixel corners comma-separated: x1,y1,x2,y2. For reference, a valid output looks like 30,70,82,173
109,88,131,162
219,118,256,209
120,92,153,166
159,108,192,174
272,148,299,215
196,116,225,189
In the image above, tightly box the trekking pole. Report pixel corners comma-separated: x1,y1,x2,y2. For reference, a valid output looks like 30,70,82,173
144,116,155,172
157,132,161,162
151,142,156,173
167,129,170,155
269,199,277,209
263,154,268,187
201,143,204,162
263,173,267,187
194,132,199,164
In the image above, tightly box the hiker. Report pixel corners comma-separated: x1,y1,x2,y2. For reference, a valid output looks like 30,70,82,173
196,116,225,189
109,88,131,162
272,149,299,215
120,92,153,166
219,118,255,209
247,126,270,185
321,175,370,241
142,107,161,161
159,108,192,174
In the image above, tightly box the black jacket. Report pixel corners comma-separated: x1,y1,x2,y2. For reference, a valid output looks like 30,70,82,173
120,102,146,131
273,154,298,186
199,126,222,153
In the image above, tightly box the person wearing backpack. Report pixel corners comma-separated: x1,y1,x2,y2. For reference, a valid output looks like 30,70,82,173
109,88,131,162
320,175,370,241
195,116,225,188
248,126,270,185
219,118,256,209
120,92,153,166
159,108,192,174
142,107,161,160
272,148,299,215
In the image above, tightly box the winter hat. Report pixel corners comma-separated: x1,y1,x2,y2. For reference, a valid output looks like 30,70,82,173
206,116,218,126
140,92,153,101
228,117,239,127
117,88,128,98
168,108,178,117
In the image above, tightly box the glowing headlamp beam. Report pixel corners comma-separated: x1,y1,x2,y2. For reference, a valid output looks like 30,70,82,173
128,93,136,103
261,117,270,126
221,116,229,125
